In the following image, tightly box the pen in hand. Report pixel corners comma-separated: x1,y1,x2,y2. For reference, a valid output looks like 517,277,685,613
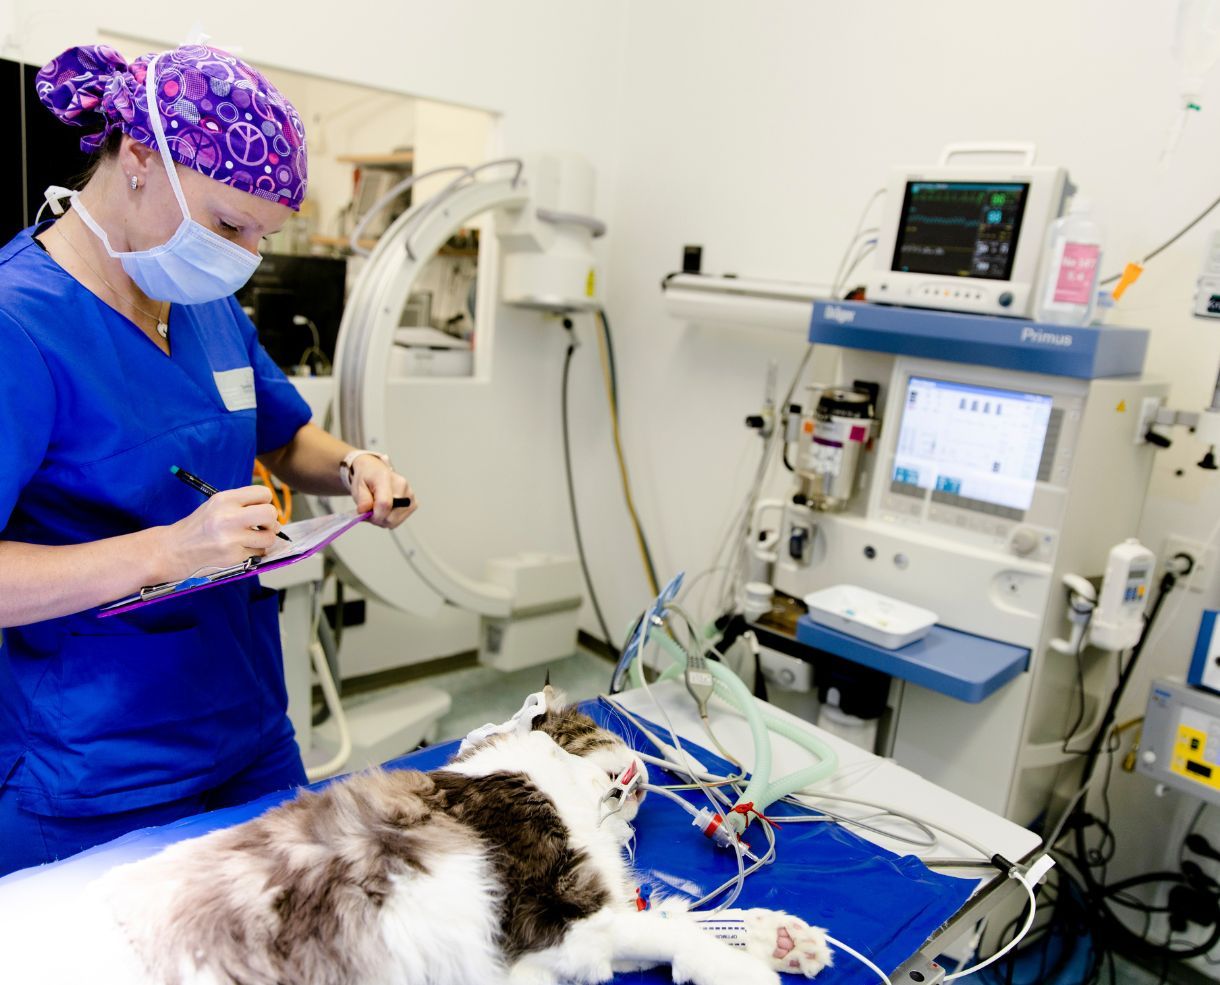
171,465,292,542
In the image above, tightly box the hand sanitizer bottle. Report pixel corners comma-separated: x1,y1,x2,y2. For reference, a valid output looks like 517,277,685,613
1036,198,1104,326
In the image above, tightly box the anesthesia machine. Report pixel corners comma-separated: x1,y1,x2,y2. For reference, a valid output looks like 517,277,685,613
765,301,1162,823
688,145,1174,824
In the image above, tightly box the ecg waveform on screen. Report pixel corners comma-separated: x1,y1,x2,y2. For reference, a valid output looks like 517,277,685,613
911,189,986,200
902,213,985,228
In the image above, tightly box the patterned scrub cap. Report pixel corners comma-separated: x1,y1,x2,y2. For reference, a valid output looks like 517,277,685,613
37,43,308,211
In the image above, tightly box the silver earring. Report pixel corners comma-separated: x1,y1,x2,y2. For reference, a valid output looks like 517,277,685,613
129,176,139,191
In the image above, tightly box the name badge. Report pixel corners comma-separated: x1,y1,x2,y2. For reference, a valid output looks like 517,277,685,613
213,367,257,412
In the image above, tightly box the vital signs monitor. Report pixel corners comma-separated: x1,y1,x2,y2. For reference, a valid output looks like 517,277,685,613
865,146,1069,318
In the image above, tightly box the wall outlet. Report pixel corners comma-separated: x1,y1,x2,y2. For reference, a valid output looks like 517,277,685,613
1136,397,1162,445
1164,535,1217,594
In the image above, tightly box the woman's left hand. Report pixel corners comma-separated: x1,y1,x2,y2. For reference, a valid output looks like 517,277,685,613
349,455,417,528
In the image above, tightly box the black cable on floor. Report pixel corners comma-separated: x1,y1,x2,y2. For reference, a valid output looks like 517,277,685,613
561,318,617,650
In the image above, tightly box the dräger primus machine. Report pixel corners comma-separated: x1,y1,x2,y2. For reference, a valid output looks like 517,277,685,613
756,300,1164,824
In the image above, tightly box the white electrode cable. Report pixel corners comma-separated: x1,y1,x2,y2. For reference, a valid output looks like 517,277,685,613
829,188,886,293
835,240,877,298
632,638,753,911
306,637,351,781
943,875,1040,981
787,789,994,861
607,694,992,864
305,577,352,782
822,933,893,985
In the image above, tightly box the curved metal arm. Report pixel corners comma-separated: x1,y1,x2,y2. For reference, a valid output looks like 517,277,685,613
329,175,531,618
402,159,524,260
347,165,476,257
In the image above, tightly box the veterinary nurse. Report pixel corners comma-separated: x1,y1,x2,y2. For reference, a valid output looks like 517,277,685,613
0,44,417,876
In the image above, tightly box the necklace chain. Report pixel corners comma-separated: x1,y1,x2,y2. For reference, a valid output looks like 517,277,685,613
53,222,170,339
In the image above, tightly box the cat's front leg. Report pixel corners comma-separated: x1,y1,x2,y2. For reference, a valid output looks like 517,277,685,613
600,909,781,985
509,908,777,985
507,916,618,985
506,956,562,985
669,936,780,985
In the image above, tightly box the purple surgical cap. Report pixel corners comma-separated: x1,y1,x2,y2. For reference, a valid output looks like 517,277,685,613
37,43,308,212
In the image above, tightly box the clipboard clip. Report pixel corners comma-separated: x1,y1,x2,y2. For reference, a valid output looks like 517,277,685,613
136,555,261,601
138,580,182,602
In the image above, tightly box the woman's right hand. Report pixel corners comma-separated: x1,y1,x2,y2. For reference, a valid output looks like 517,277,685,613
156,485,282,581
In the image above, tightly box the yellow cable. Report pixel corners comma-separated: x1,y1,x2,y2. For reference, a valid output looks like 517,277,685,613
595,311,659,595
252,460,293,524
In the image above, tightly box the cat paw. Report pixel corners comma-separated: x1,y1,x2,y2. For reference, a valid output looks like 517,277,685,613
671,945,780,985
743,910,833,978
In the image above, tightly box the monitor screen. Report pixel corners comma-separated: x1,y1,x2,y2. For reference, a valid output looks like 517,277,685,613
891,181,1030,281
236,254,348,371
892,376,1053,515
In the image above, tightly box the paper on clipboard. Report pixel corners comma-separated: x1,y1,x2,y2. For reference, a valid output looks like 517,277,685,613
261,512,366,564
97,511,368,617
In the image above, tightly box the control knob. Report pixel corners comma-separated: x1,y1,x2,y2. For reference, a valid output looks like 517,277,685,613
1010,528,1039,557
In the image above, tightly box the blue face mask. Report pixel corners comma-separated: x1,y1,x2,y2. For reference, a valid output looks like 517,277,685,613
71,54,262,305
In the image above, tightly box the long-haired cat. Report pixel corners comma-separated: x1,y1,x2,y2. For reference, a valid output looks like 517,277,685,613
8,688,832,984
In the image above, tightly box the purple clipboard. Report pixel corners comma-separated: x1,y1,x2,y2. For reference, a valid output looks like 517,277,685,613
97,511,371,617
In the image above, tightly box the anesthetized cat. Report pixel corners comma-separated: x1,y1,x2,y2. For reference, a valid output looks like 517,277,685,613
10,687,832,984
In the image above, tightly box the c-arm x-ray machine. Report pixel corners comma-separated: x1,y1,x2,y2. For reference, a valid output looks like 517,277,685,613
271,156,607,774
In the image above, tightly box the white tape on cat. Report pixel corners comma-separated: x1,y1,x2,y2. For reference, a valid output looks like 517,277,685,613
458,690,549,755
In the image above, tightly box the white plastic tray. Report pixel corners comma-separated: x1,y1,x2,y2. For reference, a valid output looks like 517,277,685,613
803,585,938,650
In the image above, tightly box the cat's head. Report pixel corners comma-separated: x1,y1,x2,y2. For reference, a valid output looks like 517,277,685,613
530,685,648,820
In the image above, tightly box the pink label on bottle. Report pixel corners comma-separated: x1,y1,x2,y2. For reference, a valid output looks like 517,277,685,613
1053,242,1101,305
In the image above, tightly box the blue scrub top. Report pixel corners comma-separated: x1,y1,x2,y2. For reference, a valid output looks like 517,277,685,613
0,225,313,818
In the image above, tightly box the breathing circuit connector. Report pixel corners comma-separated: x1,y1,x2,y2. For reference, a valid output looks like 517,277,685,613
692,807,758,860
693,807,738,848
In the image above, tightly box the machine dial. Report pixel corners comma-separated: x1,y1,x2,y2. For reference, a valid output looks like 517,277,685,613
1010,527,1039,557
